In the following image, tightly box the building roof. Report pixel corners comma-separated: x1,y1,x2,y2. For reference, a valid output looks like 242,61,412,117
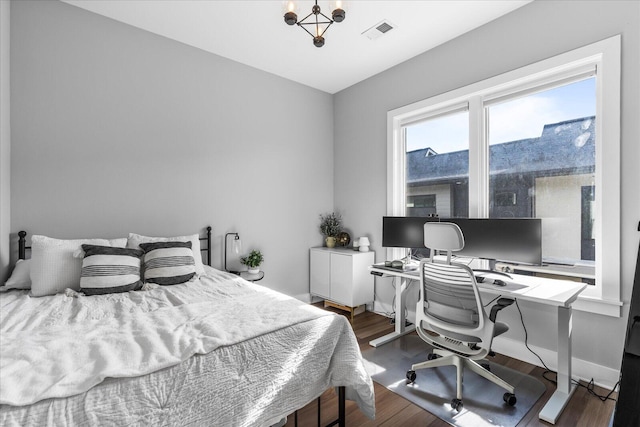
407,116,596,186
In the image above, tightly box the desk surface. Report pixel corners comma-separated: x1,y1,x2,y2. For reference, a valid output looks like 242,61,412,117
369,263,586,308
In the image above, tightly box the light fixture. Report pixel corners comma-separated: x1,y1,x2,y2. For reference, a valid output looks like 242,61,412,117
283,1,346,48
358,236,370,252
224,232,242,273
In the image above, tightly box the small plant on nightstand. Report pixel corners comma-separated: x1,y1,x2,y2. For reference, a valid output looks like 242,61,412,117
241,250,264,275
319,212,342,248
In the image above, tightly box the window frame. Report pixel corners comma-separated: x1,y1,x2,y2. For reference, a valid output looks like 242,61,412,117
387,35,621,317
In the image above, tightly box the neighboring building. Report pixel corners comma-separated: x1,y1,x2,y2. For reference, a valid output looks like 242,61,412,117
406,116,596,260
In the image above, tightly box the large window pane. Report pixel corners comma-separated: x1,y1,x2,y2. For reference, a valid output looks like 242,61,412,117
487,77,596,264
405,110,470,218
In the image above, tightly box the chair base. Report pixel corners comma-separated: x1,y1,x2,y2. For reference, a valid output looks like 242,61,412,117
408,349,516,409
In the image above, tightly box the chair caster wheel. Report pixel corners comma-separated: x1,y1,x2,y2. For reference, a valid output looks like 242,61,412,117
451,398,463,411
427,353,439,360
406,370,416,383
503,392,517,406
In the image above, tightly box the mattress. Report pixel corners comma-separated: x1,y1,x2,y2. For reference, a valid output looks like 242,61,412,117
0,266,375,426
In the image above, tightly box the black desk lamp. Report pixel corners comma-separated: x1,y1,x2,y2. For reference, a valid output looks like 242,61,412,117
224,232,242,273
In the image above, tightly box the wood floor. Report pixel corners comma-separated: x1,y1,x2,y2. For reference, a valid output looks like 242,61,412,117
286,306,617,427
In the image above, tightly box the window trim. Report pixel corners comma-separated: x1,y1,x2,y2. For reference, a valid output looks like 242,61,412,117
387,35,621,317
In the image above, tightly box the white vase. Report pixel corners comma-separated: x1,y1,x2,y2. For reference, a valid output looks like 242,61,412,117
248,267,260,275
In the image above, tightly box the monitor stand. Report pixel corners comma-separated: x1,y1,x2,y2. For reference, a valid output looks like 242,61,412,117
404,248,422,264
473,259,513,279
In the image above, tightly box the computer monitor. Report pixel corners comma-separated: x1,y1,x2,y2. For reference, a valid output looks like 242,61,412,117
382,216,431,249
449,218,542,266
382,216,542,266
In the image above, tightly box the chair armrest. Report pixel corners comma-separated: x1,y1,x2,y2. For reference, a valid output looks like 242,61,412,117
489,298,514,322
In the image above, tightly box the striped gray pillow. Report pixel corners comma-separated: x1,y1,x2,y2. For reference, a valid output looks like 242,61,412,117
80,245,144,295
140,241,196,285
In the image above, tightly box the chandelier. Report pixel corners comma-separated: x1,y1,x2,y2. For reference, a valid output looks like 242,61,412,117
283,1,346,48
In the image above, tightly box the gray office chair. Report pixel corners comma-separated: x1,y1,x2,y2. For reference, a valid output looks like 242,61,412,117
406,222,517,411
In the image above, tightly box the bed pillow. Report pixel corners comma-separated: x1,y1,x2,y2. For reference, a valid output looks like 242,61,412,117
127,233,204,276
140,241,196,285
30,235,128,297
79,245,144,295
1,259,32,291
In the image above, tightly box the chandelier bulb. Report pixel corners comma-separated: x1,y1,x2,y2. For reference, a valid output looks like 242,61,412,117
332,8,345,23
313,35,325,48
284,11,297,25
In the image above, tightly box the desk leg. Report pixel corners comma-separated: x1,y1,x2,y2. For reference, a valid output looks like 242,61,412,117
368,277,416,347
539,305,577,424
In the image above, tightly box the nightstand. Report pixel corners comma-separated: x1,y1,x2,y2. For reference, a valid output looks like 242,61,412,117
239,271,265,282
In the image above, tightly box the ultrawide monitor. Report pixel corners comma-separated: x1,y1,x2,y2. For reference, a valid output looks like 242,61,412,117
382,216,542,266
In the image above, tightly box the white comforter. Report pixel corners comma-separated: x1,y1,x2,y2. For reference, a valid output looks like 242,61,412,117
0,267,375,426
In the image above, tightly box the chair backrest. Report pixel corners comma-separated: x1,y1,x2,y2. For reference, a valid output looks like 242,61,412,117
417,222,493,351
424,222,465,258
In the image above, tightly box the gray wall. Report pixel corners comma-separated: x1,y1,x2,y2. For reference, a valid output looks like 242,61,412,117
9,0,334,298
334,0,639,379
0,0,10,283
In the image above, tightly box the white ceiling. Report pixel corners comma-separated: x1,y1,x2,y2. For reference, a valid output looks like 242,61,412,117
62,0,532,94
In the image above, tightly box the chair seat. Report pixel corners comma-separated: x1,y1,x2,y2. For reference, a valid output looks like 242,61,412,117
427,321,509,344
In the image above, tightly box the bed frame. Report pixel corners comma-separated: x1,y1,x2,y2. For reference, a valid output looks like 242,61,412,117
18,227,213,265
14,227,347,427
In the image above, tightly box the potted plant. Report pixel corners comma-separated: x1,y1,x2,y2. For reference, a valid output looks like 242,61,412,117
319,212,342,248
241,250,264,274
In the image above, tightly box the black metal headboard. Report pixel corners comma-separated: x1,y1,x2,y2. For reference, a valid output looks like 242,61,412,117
18,231,29,260
201,226,212,266
18,226,213,267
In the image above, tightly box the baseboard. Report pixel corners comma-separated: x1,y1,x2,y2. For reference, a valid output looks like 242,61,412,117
310,295,324,304
492,336,620,390
294,293,312,303
295,293,325,304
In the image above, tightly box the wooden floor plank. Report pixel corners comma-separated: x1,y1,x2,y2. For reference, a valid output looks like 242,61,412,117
289,305,617,426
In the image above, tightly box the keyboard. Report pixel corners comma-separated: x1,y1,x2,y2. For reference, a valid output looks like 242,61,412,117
475,275,507,286
372,263,418,273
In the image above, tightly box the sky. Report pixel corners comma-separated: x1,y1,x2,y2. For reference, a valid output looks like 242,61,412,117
406,77,596,153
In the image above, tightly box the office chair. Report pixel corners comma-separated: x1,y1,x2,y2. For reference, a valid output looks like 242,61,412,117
406,222,517,411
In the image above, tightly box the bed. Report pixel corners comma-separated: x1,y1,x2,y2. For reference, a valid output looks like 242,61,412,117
0,227,375,426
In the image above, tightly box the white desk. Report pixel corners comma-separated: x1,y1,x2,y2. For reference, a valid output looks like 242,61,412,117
368,264,586,425
368,266,420,347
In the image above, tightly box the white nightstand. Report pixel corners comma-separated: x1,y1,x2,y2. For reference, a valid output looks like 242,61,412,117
309,247,375,322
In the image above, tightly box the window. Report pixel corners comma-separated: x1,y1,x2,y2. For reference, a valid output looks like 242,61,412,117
487,78,596,265
388,36,621,316
405,109,469,218
407,194,437,216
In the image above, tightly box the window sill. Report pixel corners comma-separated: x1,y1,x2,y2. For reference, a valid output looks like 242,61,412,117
573,295,622,317
509,263,595,281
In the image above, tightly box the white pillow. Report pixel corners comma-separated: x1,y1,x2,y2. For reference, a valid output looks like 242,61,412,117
126,233,204,276
30,235,127,297
2,259,32,291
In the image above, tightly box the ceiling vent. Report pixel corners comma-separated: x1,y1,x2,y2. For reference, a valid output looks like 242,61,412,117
362,20,395,41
